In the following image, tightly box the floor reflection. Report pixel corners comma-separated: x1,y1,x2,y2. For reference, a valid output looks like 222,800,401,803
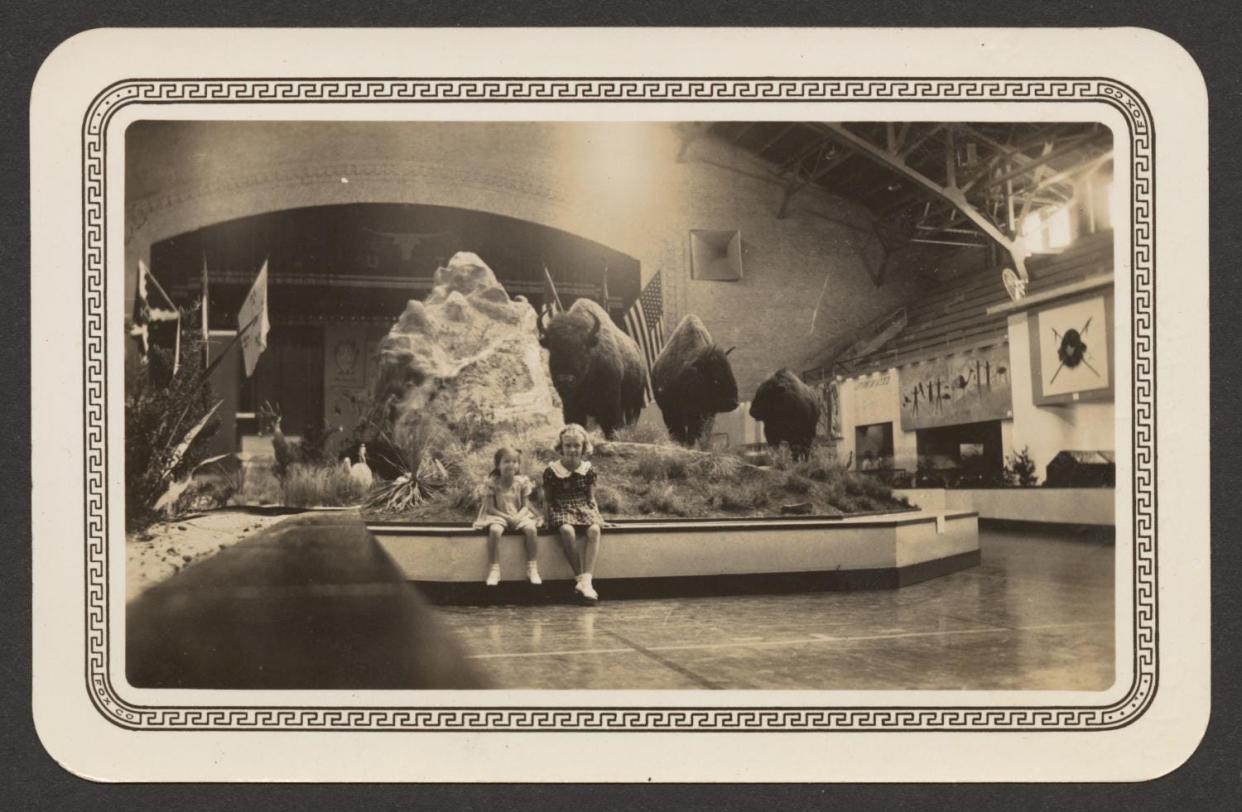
434,524,1115,690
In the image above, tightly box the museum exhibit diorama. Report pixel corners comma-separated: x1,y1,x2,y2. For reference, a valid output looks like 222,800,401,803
123,120,1116,690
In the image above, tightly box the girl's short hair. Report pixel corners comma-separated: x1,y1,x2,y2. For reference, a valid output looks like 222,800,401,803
489,446,522,479
554,423,593,456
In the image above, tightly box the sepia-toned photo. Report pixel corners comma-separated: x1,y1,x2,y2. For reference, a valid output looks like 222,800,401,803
28,27,1210,782
123,117,1117,692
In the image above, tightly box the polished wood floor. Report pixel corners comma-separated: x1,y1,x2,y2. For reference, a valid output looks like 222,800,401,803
433,525,1115,690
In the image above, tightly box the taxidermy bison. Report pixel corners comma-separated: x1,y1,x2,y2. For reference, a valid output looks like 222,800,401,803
651,314,740,445
538,298,645,439
749,368,821,460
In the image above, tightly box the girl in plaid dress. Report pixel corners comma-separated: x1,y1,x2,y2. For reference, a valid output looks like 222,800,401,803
543,424,605,602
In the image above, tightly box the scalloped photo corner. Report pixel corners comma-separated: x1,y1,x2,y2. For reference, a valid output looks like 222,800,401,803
30,27,1208,782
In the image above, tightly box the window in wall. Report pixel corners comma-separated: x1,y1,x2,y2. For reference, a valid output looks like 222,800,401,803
1021,205,1072,253
1098,179,1114,231
1021,211,1047,253
1045,206,1072,249
855,422,894,470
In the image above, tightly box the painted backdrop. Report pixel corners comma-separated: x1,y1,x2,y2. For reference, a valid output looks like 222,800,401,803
898,344,1012,431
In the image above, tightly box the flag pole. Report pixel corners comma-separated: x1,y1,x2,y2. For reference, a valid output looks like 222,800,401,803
542,262,563,312
201,250,210,369
196,310,262,387
141,261,182,377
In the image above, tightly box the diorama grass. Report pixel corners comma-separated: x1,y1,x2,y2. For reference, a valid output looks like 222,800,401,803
361,422,910,523
281,463,372,508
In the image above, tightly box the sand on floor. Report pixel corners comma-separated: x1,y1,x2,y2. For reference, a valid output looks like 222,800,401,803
126,510,292,602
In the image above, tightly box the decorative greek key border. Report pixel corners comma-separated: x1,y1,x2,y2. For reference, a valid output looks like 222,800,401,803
86,77,1155,731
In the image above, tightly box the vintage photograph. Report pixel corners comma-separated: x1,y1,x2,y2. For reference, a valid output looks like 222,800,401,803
122,117,1119,692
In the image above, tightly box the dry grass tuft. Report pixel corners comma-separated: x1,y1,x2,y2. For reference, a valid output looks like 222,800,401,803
638,484,691,516
282,463,372,507
612,422,674,447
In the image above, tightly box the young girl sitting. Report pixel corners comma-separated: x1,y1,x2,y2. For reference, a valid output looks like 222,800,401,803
473,447,542,586
543,424,605,602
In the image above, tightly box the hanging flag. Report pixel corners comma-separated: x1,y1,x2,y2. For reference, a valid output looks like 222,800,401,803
237,260,271,378
200,252,211,368
541,263,563,317
129,259,182,372
622,271,666,403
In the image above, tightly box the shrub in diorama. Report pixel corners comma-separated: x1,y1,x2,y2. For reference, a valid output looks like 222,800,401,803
124,327,222,530
1004,446,1039,487
367,413,463,512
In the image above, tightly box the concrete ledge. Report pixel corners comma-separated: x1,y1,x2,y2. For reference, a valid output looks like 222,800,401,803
895,488,1114,526
127,512,487,689
368,510,980,601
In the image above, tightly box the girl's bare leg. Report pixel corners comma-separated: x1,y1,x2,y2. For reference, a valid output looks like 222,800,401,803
581,524,601,575
522,526,542,584
486,524,503,567
557,524,580,575
521,525,538,562
485,524,503,585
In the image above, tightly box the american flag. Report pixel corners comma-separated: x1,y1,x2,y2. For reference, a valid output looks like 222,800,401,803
623,271,666,403
129,259,182,374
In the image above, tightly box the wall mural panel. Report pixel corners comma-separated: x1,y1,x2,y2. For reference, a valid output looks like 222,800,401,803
814,379,844,440
323,324,386,434
898,344,1013,431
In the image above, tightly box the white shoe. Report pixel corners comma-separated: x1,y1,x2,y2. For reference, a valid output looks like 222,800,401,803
577,574,599,601
527,563,542,585
485,564,501,586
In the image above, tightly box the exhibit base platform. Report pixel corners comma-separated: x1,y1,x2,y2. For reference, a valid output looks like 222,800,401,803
366,509,980,604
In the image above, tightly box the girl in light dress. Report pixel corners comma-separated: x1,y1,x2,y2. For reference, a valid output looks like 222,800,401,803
473,447,542,586
542,424,605,602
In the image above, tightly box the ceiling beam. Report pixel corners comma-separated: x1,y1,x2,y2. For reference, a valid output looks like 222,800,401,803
777,148,853,218
975,135,1105,193
728,122,759,145
754,123,797,157
817,122,1028,276
900,124,943,160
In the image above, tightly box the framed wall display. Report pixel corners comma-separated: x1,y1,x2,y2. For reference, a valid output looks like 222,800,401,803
1029,288,1115,405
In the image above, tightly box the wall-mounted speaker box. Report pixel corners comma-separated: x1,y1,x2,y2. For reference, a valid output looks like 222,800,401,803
690,229,744,281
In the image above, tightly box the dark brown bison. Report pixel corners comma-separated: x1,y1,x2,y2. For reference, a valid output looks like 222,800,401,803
651,314,740,445
538,298,645,438
749,368,821,460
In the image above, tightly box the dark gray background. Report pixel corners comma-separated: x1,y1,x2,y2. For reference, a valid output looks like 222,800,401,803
2,1,1237,806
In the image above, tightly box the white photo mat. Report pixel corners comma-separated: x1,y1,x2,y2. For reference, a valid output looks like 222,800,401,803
29,28,1209,781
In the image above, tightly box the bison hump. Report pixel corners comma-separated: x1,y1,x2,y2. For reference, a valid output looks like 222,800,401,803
653,313,712,379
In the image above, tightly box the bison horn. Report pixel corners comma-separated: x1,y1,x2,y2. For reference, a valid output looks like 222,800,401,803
586,311,601,344
537,306,551,338
724,346,736,357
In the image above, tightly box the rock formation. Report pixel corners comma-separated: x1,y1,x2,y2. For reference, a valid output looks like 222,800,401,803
373,252,563,446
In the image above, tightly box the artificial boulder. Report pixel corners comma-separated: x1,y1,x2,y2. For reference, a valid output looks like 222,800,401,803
373,252,563,446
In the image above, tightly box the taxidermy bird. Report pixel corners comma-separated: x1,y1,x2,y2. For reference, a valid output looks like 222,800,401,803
349,444,375,490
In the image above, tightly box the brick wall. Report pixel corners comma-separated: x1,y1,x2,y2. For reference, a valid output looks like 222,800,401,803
127,120,926,396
